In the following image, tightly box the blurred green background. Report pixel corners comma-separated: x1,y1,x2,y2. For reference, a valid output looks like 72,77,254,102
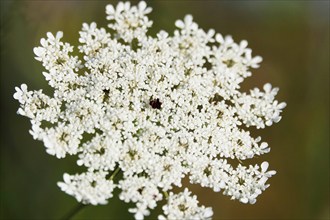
1,0,329,219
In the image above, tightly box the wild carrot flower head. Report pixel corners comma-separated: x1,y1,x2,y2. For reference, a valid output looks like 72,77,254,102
14,1,286,219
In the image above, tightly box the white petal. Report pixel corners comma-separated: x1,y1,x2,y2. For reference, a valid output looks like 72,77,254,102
204,207,213,218
116,2,124,12
184,14,193,24
215,33,224,43
33,47,45,57
57,182,67,191
261,161,269,172
63,173,71,183
252,56,262,63
240,40,248,49
21,84,27,91
47,32,55,40
278,102,287,109
240,197,248,203
17,108,26,115
175,20,184,29
40,38,47,47
263,83,272,93
138,1,147,11
106,4,115,14
56,31,63,39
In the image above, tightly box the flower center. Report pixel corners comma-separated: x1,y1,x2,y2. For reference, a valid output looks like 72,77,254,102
149,98,162,109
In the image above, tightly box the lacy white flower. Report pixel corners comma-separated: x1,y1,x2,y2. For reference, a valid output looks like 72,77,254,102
158,188,213,220
14,1,286,219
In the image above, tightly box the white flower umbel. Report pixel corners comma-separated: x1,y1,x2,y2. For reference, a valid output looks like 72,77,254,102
14,1,286,219
57,171,116,205
158,188,213,220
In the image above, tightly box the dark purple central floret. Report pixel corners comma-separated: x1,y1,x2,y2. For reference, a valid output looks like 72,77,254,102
149,98,162,109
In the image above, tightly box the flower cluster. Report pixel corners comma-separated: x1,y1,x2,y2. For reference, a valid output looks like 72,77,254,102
14,1,286,219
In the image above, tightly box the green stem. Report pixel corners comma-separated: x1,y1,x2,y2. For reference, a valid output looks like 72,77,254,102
61,203,86,220
163,191,169,200
110,166,121,180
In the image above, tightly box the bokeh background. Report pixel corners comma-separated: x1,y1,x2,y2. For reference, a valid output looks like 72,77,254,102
1,0,329,219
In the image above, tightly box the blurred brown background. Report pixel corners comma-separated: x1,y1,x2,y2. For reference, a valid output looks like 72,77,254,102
1,0,329,219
